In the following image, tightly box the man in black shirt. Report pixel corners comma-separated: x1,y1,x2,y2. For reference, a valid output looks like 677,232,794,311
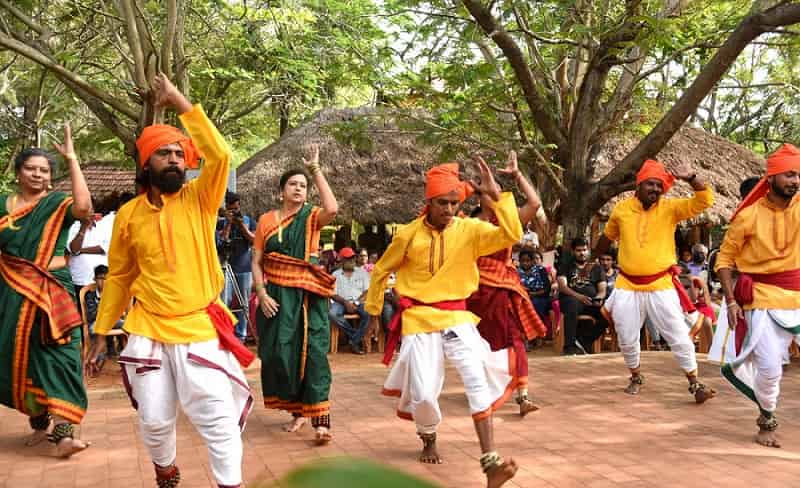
216,191,256,341
557,237,608,355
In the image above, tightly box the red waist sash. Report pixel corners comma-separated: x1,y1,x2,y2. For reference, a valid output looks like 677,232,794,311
619,266,696,314
207,302,255,367
732,269,800,354
382,297,466,366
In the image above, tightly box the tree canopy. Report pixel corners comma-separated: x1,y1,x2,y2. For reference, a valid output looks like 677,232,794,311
2,0,800,237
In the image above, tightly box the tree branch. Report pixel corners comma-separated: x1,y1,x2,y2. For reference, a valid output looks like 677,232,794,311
597,2,800,204
0,30,139,120
460,0,567,159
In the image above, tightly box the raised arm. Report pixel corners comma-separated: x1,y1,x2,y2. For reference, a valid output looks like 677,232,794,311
53,123,92,221
472,156,523,257
497,150,541,226
304,144,338,226
666,162,714,221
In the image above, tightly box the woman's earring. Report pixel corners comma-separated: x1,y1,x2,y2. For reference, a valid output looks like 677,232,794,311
47,183,53,190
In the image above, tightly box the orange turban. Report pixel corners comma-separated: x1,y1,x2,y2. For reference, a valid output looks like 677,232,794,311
136,124,200,169
636,159,675,193
731,143,800,221
424,163,474,202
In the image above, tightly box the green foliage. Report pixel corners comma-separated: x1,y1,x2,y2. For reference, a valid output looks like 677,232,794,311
274,458,440,488
326,118,374,155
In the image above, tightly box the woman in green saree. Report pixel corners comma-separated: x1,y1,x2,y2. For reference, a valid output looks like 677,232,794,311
251,144,338,444
0,124,93,457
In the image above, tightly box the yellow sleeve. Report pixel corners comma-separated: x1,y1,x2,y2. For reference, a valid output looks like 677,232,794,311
670,186,714,222
474,192,523,257
365,226,411,316
604,205,621,241
94,209,140,335
715,212,750,271
180,105,232,215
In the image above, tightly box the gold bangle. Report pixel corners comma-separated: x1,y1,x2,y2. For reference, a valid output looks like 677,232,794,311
308,164,321,176
65,152,78,161
255,283,265,291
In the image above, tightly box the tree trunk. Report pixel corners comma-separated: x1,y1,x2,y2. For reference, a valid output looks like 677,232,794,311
560,195,594,247
279,102,290,136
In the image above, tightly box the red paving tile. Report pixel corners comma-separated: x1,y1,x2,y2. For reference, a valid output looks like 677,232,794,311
3,350,800,487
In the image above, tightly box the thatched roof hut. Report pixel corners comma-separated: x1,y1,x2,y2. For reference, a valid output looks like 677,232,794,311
237,107,440,223
237,107,765,226
595,128,764,225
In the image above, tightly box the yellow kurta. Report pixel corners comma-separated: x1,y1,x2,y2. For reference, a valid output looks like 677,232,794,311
715,195,800,310
604,187,714,292
365,192,522,335
94,105,232,343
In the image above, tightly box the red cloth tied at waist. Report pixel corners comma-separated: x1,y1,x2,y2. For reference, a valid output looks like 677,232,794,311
207,302,255,367
619,266,697,314
732,269,800,354
382,297,467,366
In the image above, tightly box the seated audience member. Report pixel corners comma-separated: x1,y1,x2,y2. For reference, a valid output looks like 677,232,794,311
557,238,609,355
329,247,371,354
364,252,379,273
518,250,553,336
599,250,618,298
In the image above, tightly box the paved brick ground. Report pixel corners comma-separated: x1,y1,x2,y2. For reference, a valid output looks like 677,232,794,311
3,350,800,487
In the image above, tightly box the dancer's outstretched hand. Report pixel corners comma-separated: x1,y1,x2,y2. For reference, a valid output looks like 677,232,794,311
53,123,77,161
726,301,744,330
84,339,107,377
470,156,501,201
152,73,192,114
259,292,280,318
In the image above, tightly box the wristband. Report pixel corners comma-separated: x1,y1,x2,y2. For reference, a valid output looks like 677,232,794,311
255,284,265,291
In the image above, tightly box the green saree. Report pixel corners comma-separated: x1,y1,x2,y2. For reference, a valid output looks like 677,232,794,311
257,204,333,421
0,192,87,424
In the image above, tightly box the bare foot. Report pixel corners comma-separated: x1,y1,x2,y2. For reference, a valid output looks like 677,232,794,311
486,458,518,488
518,398,539,417
692,384,716,404
283,416,308,433
55,437,91,458
419,434,442,464
624,376,643,395
26,420,53,447
756,429,781,448
314,426,332,445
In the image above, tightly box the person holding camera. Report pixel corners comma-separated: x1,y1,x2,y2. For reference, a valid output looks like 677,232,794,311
217,191,256,341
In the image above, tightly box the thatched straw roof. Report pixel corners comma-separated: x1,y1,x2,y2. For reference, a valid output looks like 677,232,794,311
237,106,765,225
594,127,765,224
237,107,438,223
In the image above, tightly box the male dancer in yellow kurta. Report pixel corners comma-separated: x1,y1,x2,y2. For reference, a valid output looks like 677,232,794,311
366,160,521,488
86,75,254,488
596,159,716,402
716,144,800,448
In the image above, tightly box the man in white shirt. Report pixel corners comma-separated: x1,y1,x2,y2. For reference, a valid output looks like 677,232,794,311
67,212,113,301
329,247,371,354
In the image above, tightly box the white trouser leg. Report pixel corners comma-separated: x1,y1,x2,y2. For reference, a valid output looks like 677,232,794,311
443,330,493,416
644,290,697,373
751,314,794,413
609,290,645,369
125,358,179,468
171,344,243,487
406,332,446,435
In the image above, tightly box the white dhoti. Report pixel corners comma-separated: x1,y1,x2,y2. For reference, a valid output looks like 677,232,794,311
721,309,800,414
119,335,253,487
603,288,698,373
381,323,517,434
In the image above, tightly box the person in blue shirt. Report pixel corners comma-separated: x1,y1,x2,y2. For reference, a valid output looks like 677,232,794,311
217,191,256,341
